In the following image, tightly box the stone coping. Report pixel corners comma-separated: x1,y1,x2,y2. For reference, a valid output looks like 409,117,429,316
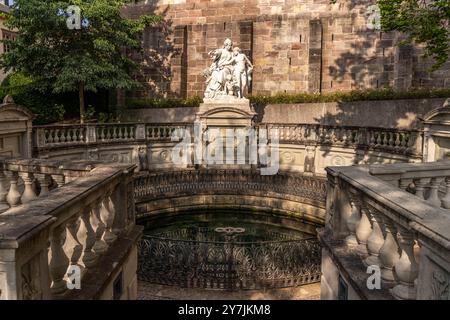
0,158,105,174
0,163,136,247
326,165,450,251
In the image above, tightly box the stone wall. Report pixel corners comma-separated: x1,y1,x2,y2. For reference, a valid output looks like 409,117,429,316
121,98,446,130
123,0,450,99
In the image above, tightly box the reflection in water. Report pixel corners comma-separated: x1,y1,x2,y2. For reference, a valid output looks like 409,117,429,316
138,210,322,291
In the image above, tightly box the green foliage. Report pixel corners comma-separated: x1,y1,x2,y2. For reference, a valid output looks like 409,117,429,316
126,88,450,108
0,72,78,125
250,88,450,105
127,96,203,109
377,0,450,70
0,0,161,120
81,105,96,122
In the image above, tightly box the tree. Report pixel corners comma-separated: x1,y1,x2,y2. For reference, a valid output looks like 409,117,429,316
377,0,450,70
0,0,161,123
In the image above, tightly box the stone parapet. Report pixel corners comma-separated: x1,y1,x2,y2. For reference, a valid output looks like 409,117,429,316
321,163,450,300
0,159,140,300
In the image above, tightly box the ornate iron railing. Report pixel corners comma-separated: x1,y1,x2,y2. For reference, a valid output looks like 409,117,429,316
137,235,322,290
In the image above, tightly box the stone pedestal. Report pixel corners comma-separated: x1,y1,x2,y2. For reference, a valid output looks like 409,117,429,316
196,98,256,127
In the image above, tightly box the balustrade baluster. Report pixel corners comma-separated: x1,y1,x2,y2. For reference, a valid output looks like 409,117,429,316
400,133,407,149
427,177,443,207
413,178,430,199
19,172,37,204
378,219,400,283
62,129,68,143
35,174,51,196
51,175,65,188
65,218,83,273
100,194,117,245
55,129,61,143
346,188,362,247
440,177,450,209
77,206,97,268
49,224,69,295
388,132,394,149
79,128,84,142
91,202,108,255
363,205,384,266
46,130,52,144
369,131,376,146
355,202,372,256
381,131,388,147
391,227,419,300
394,133,401,149
6,171,21,207
399,178,411,190
0,165,9,212
99,127,105,141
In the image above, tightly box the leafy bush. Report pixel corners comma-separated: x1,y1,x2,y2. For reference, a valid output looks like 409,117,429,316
0,72,111,125
126,96,203,109
249,88,450,105
125,88,450,109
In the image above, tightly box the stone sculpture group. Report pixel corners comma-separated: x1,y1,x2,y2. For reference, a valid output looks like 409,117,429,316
203,38,254,100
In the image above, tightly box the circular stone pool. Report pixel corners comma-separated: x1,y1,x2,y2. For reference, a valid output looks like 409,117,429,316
138,210,322,291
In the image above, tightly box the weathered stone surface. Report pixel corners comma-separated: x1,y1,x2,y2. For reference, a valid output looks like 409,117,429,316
123,1,450,98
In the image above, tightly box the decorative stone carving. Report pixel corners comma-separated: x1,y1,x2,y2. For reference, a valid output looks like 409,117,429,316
203,38,253,100
304,146,316,173
431,269,449,300
137,146,149,171
21,254,42,300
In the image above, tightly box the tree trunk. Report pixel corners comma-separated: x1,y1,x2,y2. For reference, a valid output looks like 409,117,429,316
79,82,85,124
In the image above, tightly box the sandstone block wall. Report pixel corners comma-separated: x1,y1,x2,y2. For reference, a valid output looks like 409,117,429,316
123,0,450,99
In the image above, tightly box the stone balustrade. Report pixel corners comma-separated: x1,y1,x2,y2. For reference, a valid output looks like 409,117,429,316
32,122,423,175
34,123,422,155
369,161,450,210
0,157,100,214
0,158,140,300
320,163,450,300
264,124,422,157
34,123,194,149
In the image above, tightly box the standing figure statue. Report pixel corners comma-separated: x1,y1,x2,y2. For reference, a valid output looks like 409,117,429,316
231,47,253,99
203,38,254,100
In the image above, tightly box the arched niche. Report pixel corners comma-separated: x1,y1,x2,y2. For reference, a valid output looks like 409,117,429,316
0,96,35,158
